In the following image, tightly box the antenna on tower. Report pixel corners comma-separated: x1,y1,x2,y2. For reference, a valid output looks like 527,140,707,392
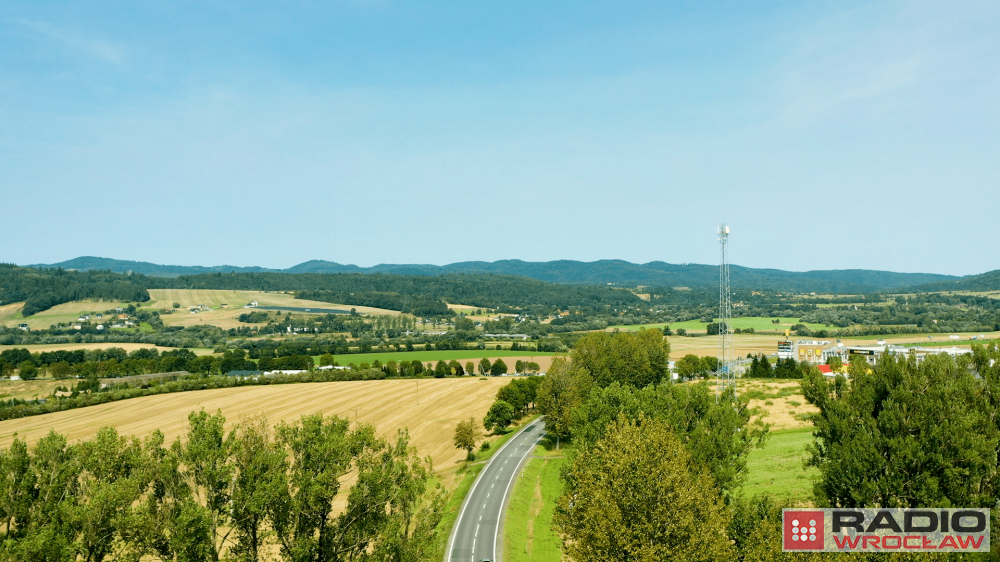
717,224,736,400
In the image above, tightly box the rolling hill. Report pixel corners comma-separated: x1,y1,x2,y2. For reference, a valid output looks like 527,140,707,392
28,256,959,293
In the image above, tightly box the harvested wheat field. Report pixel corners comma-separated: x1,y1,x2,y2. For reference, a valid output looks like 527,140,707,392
0,378,507,472
147,289,401,316
0,342,214,355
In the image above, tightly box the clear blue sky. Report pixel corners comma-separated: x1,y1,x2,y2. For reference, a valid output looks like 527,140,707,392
2,1,997,275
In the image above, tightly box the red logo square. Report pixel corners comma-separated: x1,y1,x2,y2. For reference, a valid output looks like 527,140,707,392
784,510,824,551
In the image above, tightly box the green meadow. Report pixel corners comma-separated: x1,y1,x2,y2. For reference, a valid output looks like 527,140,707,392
739,427,818,502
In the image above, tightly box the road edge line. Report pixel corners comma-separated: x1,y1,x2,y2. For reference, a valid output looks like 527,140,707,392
444,416,540,562
493,420,543,562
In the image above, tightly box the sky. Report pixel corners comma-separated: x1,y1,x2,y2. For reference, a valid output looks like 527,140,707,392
2,0,998,275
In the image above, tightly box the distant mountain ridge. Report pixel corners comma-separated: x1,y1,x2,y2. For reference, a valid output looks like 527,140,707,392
25,256,963,293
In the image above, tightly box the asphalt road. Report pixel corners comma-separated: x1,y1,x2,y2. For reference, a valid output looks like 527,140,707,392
446,419,546,562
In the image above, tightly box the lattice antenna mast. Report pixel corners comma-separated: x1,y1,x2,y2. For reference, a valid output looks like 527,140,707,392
717,224,736,400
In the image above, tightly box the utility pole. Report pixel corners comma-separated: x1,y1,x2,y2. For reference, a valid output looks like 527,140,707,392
352,408,362,426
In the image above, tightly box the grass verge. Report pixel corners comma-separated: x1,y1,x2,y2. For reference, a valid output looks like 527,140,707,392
504,448,564,562
739,426,818,502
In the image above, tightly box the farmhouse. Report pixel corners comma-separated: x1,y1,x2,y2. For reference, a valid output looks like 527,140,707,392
16,324,29,331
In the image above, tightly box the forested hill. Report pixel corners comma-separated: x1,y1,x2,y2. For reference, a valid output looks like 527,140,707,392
0,265,150,316
30,256,958,292
906,269,1000,292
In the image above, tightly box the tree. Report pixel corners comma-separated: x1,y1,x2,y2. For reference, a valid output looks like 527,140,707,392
49,361,72,379
465,361,475,377
175,409,234,561
803,347,1000,509
826,356,843,372
433,360,448,378
268,413,363,561
478,358,491,377
570,382,766,495
514,360,524,374
228,416,286,562
490,358,508,376
571,329,670,388
555,416,732,562
318,353,336,367
17,361,37,381
536,358,591,448
449,359,464,376
172,302,181,308
483,400,515,434
674,354,704,379
453,418,480,461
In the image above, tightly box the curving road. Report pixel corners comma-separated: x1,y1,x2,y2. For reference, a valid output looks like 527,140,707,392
446,419,546,562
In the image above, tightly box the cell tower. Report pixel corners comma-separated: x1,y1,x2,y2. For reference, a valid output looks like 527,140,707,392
717,224,736,399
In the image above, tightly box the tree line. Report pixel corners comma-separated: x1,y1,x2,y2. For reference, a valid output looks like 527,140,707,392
0,265,151,317
0,410,442,562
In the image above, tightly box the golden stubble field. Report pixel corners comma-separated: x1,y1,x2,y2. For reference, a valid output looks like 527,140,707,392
0,378,507,474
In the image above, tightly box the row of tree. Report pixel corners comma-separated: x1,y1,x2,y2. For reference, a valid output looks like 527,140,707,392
0,410,443,562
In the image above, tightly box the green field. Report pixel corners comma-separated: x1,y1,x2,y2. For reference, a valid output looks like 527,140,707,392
504,449,564,562
609,317,836,333
313,349,557,366
739,427,818,502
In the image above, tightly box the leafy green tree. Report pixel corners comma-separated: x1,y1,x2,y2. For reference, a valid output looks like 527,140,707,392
701,355,720,373
536,358,592,448
433,360,449,378
555,416,732,562
268,413,368,561
803,347,1000,508
489,358,508,376
228,416,287,562
571,382,766,495
175,410,234,561
449,359,464,376
674,354,704,378
571,329,670,388
453,417,480,461
496,381,527,414
478,358,491,376
17,361,38,381
465,361,475,377
73,427,148,562
318,353,336,367
172,302,181,308
483,400,515,434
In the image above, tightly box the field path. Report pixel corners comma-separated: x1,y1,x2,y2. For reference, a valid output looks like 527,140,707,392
0,378,508,471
